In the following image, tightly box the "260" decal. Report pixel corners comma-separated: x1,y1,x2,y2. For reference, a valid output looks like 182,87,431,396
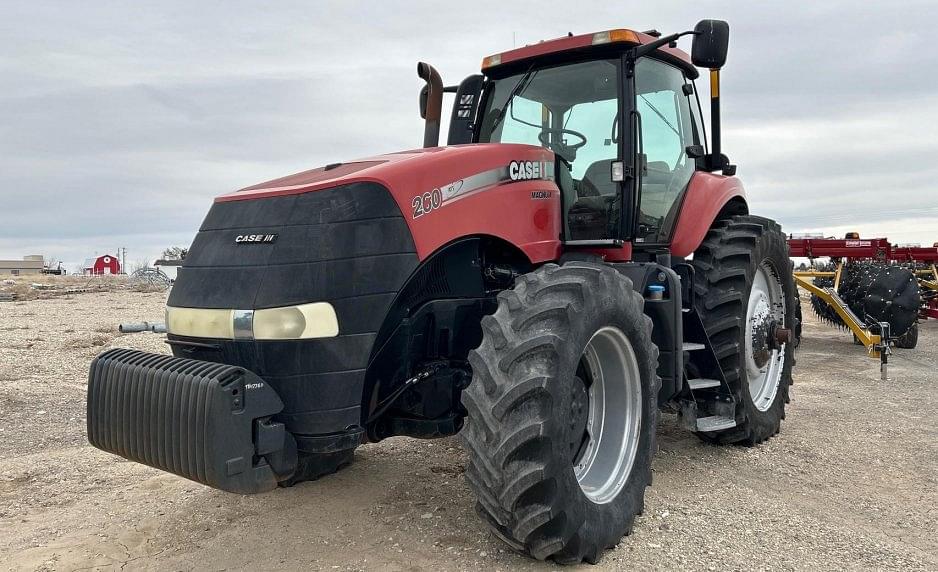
412,188,443,219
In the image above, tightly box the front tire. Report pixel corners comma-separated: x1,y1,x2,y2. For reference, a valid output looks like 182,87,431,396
461,262,659,564
691,215,796,445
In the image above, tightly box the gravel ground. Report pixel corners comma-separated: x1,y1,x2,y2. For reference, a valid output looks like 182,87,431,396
0,290,936,571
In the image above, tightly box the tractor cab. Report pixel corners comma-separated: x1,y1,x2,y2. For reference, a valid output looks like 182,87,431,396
477,54,703,244
428,24,730,248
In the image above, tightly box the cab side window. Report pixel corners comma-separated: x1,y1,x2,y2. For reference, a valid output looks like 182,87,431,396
634,59,697,243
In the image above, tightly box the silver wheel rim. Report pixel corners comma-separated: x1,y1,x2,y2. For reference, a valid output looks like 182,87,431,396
573,326,642,504
745,260,786,412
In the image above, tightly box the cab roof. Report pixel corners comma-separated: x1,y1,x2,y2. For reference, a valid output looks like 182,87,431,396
482,28,698,79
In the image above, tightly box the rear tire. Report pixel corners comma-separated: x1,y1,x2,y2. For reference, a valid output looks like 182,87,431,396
461,262,659,564
691,215,796,445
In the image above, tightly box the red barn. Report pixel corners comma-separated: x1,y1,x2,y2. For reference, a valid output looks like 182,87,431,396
83,254,121,275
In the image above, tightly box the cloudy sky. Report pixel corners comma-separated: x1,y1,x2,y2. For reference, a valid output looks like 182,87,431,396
2,1,937,270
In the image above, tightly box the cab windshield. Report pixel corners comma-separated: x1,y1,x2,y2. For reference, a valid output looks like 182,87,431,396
478,59,622,241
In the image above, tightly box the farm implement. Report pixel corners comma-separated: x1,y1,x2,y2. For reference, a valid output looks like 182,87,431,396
790,234,934,377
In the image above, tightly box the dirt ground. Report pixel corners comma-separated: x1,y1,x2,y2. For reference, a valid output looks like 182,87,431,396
0,287,936,571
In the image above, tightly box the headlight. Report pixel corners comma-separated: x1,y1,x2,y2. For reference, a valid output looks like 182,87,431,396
253,307,306,340
165,302,339,340
165,307,234,339
253,303,339,340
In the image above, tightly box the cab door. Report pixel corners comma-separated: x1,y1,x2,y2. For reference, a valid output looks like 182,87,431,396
633,58,700,245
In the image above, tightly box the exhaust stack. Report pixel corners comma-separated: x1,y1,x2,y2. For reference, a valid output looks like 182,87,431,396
418,62,443,148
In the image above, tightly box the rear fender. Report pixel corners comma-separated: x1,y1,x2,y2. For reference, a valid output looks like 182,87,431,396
670,172,748,257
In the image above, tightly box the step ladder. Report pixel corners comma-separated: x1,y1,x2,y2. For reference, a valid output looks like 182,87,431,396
681,307,738,433
687,378,720,390
695,415,737,432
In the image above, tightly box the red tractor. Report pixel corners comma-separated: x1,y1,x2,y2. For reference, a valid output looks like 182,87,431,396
87,20,796,564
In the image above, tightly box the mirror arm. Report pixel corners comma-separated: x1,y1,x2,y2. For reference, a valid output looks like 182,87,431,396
703,69,735,176
633,30,698,59
710,68,721,166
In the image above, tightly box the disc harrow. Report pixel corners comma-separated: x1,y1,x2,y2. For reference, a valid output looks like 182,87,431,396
790,234,935,377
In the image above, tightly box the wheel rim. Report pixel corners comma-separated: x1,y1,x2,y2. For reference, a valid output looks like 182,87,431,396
745,260,786,412
572,326,642,504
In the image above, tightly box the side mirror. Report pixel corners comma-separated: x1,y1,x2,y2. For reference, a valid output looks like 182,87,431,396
691,19,729,69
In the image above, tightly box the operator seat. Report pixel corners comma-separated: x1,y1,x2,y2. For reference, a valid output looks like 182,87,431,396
579,158,672,195
581,158,617,197
581,158,675,195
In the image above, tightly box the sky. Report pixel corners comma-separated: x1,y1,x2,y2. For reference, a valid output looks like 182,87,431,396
2,1,937,271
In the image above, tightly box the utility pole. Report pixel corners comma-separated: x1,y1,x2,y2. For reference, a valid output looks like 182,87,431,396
116,247,127,275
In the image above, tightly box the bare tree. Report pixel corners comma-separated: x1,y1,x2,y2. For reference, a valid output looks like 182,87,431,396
161,246,189,261
43,257,64,274
129,259,152,274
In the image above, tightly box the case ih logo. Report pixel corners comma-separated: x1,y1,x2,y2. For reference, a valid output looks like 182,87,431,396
235,233,278,244
509,160,549,181
846,240,872,247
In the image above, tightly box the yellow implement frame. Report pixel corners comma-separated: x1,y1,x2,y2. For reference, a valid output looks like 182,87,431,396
792,274,883,358
793,262,933,379
793,261,845,287
919,264,938,291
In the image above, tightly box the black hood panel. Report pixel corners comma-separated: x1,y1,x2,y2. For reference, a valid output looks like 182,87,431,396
169,182,418,318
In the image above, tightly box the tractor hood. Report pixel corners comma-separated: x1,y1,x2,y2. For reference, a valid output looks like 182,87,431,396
216,143,555,207
173,142,558,311
212,143,560,263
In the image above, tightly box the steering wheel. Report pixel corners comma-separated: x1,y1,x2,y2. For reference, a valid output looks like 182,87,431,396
538,128,588,160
